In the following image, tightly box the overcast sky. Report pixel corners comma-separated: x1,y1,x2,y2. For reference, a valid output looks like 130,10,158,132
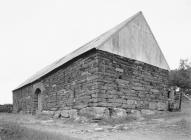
0,0,191,104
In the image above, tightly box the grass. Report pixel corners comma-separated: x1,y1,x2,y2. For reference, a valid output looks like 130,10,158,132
0,121,80,140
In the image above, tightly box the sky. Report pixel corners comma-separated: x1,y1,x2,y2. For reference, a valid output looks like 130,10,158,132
0,0,191,104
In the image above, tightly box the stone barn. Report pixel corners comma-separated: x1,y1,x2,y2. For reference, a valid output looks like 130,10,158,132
13,12,170,117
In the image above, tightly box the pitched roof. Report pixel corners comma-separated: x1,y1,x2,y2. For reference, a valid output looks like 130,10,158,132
14,11,170,91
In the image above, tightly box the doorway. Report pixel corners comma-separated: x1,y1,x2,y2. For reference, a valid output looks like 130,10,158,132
34,88,42,113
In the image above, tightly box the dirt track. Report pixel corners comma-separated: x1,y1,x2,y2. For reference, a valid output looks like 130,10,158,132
0,100,191,140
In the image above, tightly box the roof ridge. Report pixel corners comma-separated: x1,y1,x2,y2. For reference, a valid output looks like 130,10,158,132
96,11,142,49
65,11,142,54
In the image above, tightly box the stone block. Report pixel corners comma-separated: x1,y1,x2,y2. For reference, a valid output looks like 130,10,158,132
79,107,109,120
110,102,122,107
60,110,69,118
149,102,157,110
116,79,129,85
157,102,167,111
129,110,144,120
73,104,88,109
125,100,136,108
41,110,54,116
111,108,127,119
126,100,135,105
115,68,124,73
141,109,155,115
150,89,160,93
53,111,61,118
68,109,78,119
132,86,144,91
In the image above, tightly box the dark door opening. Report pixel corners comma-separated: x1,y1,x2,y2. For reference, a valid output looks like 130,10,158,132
34,88,42,113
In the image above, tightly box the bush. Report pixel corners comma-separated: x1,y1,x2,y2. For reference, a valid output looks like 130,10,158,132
169,59,191,92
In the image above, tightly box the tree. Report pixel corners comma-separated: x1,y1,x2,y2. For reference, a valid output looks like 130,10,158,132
169,59,191,92
179,59,191,70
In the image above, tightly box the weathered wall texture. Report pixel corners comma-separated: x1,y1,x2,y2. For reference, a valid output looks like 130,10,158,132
13,85,33,113
96,50,169,111
13,49,99,114
13,49,170,114
0,104,13,113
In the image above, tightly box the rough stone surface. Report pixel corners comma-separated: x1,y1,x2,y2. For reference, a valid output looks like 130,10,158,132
13,50,170,115
74,116,89,123
129,110,144,120
60,109,78,118
141,109,155,115
149,102,158,110
94,127,104,132
0,104,13,113
60,110,69,118
13,50,99,114
41,110,54,116
79,107,110,120
96,50,169,111
68,109,78,119
111,108,127,119
157,102,168,111
53,111,61,119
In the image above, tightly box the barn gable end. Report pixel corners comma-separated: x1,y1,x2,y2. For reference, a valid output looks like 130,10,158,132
98,13,170,70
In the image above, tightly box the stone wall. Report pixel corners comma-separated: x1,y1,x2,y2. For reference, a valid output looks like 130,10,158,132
13,49,99,114
0,104,13,113
96,50,169,111
13,85,33,113
13,49,170,115
41,49,98,111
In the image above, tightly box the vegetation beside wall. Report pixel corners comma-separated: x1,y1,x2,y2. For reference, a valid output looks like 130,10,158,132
169,59,191,94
